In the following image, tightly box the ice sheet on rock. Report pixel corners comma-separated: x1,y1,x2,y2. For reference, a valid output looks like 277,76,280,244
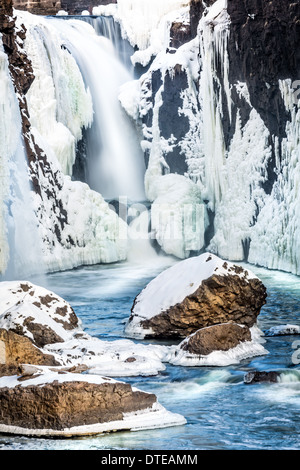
264,324,300,337
46,337,168,377
0,281,81,343
166,340,268,367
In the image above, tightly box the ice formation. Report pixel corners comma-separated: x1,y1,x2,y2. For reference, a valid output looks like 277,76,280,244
94,0,190,51
0,40,43,279
114,0,300,275
17,12,93,177
0,12,129,279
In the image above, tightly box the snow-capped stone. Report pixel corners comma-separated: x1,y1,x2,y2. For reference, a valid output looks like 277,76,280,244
125,253,267,339
0,281,79,348
0,280,168,377
0,370,186,437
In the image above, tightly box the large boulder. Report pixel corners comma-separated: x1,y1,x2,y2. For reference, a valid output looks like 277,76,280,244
125,253,267,339
0,371,185,437
0,280,167,377
179,322,252,356
0,281,79,348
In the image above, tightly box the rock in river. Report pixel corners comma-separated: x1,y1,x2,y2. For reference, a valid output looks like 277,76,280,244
125,253,267,339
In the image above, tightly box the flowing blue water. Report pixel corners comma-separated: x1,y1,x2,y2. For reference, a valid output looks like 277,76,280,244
1,259,300,450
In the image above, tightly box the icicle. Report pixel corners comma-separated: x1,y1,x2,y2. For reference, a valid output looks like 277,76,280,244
198,0,231,209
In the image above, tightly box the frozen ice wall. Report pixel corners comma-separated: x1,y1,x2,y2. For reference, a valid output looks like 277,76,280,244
0,41,44,279
116,0,300,275
18,11,94,177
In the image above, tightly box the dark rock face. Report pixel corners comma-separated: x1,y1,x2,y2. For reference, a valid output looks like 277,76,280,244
226,0,300,194
181,322,252,356
138,271,267,340
0,380,156,431
159,65,190,175
169,22,192,49
228,0,300,136
190,0,217,38
12,0,117,15
244,371,280,385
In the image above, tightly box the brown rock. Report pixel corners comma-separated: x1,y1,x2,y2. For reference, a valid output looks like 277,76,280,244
0,379,156,432
12,0,117,15
138,270,267,339
180,322,252,356
169,22,192,49
0,328,58,373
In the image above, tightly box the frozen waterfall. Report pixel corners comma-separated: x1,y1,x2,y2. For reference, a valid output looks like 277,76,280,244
0,43,44,280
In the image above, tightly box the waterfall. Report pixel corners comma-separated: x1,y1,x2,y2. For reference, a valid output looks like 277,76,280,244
77,15,135,73
47,17,146,202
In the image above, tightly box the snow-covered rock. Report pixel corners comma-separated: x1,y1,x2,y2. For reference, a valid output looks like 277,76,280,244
125,253,267,339
0,369,186,437
0,280,167,377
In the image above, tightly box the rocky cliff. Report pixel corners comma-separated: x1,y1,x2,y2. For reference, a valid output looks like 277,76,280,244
12,0,117,15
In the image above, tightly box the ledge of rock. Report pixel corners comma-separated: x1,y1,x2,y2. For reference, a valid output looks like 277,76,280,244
180,322,252,356
125,253,267,340
0,370,185,436
0,328,58,376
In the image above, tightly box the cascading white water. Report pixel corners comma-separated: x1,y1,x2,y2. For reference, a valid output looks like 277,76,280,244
47,18,146,202
78,15,135,73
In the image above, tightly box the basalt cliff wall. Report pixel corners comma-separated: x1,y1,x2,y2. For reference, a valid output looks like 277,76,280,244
12,0,116,15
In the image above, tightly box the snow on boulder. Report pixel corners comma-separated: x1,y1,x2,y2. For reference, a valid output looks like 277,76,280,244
125,253,267,339
165,322,268,367
0,369,186,437
0,281,79,348
0,281,167,377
